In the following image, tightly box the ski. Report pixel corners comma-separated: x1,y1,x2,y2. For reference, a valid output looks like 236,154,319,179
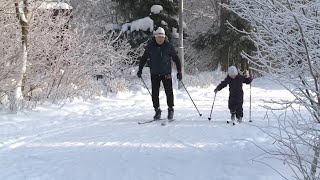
138,118,166,125
226,120,252,125
138,118,176,125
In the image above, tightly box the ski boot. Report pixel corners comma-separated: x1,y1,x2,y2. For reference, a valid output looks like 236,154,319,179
237,117,243,123
153,107,162,120
227,114,236,125
167,107,174,120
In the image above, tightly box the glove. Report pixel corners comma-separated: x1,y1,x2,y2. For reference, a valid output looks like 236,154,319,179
177,72,182,81
214,89,218,93
137,70,142,78
244,70,250,78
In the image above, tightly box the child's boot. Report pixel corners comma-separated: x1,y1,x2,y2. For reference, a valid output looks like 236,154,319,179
227,113,236,125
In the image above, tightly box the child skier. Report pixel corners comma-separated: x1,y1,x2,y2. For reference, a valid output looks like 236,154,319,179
214,66,253,124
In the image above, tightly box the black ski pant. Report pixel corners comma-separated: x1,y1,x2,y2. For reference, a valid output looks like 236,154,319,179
151,74,174,110
228,96,243,119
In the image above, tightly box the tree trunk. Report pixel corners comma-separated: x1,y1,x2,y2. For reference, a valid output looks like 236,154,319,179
12,0,28,111
220,0,230,31
220,0,231,70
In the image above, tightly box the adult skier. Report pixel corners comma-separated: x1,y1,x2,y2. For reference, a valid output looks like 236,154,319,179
137,27,182,120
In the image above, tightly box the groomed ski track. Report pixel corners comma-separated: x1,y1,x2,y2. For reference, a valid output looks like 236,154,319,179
0,78,294,180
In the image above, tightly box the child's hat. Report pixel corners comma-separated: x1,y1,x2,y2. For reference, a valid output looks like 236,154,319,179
228,66,238,76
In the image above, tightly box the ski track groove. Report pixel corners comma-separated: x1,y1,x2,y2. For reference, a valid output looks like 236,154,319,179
0,111,143,152
1,101,264,156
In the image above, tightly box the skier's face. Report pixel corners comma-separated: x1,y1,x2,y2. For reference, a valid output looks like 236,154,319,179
155,36,165,45
229,75,236,79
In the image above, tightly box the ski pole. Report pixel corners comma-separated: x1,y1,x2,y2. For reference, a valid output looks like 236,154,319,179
208,92,217,121
249,82,252,122
247,63,252,122
140,77,152,96
180,81,202,116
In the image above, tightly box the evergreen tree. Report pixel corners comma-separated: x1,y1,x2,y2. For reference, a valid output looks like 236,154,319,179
112,0,179,47
194,3,255,71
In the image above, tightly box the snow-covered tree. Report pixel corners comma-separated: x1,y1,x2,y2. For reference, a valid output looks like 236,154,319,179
181,0,255,72
227,0,320,179
184,0,220,38
67,0,145,91
191,0,254,71
0,0,139,111
182,0,221,73
3,1,30,111
111,0,179,47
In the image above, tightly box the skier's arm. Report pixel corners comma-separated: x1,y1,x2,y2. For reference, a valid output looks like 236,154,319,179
244,76,252,84
138,45,150,72
169,44,182,73
243,72,253,84
215,77,229,92
242,70,253,84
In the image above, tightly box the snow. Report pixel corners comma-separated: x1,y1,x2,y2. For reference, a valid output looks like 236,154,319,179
130,17,154,32
0,74,296,180
39,2,73,10
119,5,165,33
151,5,163,14
172,28,179,38
121,17,154,33
121,23,131,32
161,20,168,26
105,23,121,31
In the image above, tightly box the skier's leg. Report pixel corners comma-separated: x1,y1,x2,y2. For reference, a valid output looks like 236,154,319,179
151,74,161,110
163,74,174,119
236,102,244,122
163,74,174,108
228,99,236,123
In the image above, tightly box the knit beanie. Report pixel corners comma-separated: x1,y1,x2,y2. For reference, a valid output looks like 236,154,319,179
228,66,238,76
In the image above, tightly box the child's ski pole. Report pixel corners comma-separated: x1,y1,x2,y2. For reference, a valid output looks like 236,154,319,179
208,92,217,120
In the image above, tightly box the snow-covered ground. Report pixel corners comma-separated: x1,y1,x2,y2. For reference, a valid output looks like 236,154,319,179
0,76,297,180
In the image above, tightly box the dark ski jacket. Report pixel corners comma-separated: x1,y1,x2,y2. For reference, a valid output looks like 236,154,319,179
215,74,252,104
138,38,181,75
